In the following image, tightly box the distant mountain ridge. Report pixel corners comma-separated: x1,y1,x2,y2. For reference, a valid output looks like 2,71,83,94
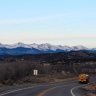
0,42,96,55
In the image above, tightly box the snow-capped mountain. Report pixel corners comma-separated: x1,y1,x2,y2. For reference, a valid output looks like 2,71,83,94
71,45,88,50
55,45,72,51
0,42,95,55
4,42,33,49
2,42,89,50
92,48,96,50
0,43,4,47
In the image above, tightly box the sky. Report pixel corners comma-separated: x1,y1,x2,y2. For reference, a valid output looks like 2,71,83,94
0,0,96,48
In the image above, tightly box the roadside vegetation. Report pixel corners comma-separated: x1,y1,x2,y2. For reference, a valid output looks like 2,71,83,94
0,60,78,87
0,52,96,89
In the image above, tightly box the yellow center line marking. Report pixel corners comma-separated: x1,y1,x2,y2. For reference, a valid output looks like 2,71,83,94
37,83,77,96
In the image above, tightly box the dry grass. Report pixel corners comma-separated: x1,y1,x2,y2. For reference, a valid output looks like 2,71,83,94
83,82,96,96
0,73,78,88
83,83,96,90
87,93,96,96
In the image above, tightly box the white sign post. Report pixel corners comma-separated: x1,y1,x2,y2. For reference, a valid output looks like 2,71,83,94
33,70,38,83
33,70,38,75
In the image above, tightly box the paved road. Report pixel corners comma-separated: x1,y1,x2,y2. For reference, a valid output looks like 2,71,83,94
0,76,96,96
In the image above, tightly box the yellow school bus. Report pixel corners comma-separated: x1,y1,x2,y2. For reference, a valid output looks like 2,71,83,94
78,74,89,83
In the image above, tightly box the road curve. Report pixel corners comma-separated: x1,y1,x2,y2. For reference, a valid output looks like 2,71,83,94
0,76,96,96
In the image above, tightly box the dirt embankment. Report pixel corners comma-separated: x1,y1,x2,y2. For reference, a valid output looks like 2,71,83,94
83,82,96,96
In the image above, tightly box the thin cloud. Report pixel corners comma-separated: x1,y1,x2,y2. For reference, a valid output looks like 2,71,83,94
0,11,96,24
0,15,66,24
0,18,48,24
1,33,96,41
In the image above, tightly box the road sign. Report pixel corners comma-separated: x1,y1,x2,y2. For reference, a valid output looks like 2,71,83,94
33,70,38,75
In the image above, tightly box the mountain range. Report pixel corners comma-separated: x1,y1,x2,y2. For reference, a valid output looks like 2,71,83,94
0,42,96,55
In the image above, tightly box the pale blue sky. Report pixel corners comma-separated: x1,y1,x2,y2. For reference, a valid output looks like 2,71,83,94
0,0,96,48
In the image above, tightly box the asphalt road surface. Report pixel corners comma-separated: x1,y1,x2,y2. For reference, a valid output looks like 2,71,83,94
0,76,96,96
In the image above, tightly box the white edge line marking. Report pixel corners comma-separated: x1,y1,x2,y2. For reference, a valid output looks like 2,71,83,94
71,84,86,96
0,76,95,95
0,86,39,96
0,80,77,96
70,76,96,96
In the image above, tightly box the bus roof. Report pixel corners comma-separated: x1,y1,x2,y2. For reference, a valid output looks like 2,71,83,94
79,74,89,76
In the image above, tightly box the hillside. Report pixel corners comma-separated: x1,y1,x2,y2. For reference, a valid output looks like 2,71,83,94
1,51,96,63
0,51,96,86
